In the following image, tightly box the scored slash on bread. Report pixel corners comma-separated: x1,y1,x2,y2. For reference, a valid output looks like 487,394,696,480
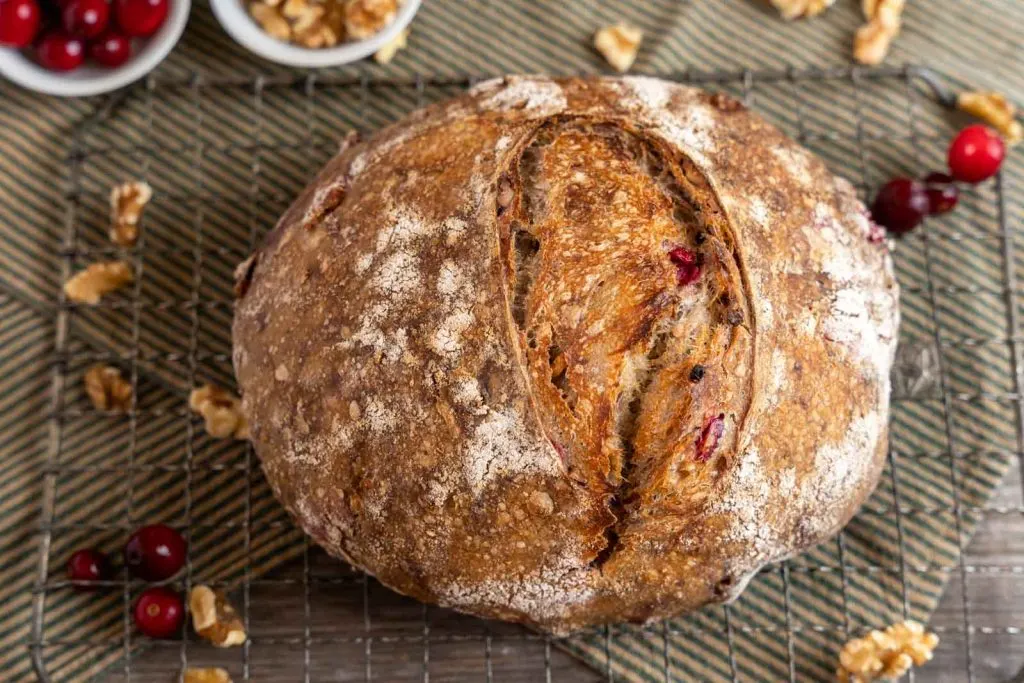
232,76,899,634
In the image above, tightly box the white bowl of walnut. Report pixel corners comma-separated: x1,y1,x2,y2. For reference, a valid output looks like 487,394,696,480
210,0,419,67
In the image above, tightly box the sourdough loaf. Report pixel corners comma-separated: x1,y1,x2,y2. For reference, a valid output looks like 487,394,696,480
232,76,899,633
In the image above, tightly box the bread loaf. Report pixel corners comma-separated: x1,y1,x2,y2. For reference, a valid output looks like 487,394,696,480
232,76,899,633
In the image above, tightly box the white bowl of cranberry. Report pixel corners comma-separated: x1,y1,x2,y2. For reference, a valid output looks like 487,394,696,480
0,0,188,97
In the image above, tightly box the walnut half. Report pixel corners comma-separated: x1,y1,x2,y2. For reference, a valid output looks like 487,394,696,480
109,181,152,247
184,668,233,683
189,384,249,440
836,620,939,682
249,1,292,40
63,261,133,304
594,23,643,74
769,0,836,20
958,91,1023,146
344,0,397,40
853,0,905,66
190,585,247,647
84,364,133,412
374,26,409,64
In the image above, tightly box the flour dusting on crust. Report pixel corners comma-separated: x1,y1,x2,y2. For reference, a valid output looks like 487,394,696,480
473,77,567,116
463,408,560,495
437,547,593,624
823,285,898,390
616,77,718,166
713,447,779,558
771,145,814,186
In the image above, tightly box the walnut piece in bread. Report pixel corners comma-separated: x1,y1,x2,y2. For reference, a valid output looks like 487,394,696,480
233,76,899,634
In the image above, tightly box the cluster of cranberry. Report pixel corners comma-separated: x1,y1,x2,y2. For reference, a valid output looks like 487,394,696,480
871,124,1007,235
67,524,187,638
0,0,168,71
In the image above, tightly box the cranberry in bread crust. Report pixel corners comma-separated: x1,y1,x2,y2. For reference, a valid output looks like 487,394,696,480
232,76,899,634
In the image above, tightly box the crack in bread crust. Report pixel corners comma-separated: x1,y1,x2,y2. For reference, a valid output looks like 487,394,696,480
498,117,755,568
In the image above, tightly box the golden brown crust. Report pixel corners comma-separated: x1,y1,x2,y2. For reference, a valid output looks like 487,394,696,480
232,76,898,633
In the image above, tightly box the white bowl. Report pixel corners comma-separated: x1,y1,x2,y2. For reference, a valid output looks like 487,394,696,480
210,0,420,68
0,0,191,97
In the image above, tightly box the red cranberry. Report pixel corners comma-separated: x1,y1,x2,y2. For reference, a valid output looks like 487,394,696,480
67,548,112,590
133,586,184,638
0,0,40,47
947,124,1005,184
549,439,567,466
922,172,959,215
695,413,725,462
870,178,930,235
89,30,131,66
36,30,84,71
113,0,166,37
668,246,701,286
860,207,886,244
124,524,186,581
62,0,108,37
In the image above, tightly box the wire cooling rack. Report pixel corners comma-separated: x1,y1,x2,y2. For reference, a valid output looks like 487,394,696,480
28,65,1024,682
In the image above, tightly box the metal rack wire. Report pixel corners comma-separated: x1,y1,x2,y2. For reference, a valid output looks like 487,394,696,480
28,65,1024,682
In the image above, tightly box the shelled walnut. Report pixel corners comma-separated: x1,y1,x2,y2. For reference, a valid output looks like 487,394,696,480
189,384,249,440
769,0,836,20
345,0,397,40
63,261,133,304
249,1,291,39
183,668,233,683
109,181,152,247
836,620,939,682
958,91,1023,146
854,0,905,66
190,585,246,647
84,364,133,412
374,26,408,63
247,0,400,49
593,23,643,73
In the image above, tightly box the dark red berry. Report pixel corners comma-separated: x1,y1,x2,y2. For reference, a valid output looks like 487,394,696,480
0,0,40,47
947,124,1005,184
871,178,930,235
67,548,112,590
89,29,131,67
61,0,107,37
695,413,725,462
113,0,166,37
668,246,701,286
36,30,84,71
922,172,959,215
124,524,186,581
133,586,183,638
859,207,886,244
550,439,567,466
